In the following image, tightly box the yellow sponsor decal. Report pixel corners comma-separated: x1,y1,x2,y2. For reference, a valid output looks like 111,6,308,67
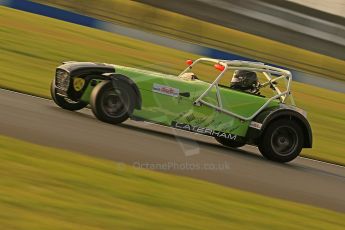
73,78,85,91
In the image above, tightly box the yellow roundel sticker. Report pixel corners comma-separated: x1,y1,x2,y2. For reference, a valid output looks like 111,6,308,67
73,78,85,91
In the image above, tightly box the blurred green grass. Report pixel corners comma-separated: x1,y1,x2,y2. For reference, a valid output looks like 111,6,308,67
34,0,345,82
1,135,344,229
0,7,344,165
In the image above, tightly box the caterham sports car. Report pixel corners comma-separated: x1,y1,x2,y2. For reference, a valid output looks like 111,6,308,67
51,58,312,162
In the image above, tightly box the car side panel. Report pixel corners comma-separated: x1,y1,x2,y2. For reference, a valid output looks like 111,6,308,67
190,81,279,136
109,66,279,137
115,66,198,125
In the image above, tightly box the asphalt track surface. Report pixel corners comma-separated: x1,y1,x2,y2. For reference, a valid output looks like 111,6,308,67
1,89,344,212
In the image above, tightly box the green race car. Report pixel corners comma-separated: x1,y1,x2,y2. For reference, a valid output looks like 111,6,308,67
51,58,312,162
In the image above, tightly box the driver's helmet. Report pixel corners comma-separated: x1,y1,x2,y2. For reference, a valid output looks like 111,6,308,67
230,70,258,92
179,72,198,80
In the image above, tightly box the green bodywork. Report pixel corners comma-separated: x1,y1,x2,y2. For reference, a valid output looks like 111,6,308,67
81,65,279,137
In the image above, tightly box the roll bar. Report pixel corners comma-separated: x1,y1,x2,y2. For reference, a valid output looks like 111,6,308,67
178,58,293,121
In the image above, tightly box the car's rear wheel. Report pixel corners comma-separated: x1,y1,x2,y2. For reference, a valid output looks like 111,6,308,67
215,137,245,148
50,80,87,111
258,119,303,163
90,80,135,124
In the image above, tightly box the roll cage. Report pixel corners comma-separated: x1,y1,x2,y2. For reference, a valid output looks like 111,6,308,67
178,58,294,121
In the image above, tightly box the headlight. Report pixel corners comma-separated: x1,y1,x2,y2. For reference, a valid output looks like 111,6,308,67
55,69,70,93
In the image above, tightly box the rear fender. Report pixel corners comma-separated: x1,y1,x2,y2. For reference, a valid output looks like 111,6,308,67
246,106,312,148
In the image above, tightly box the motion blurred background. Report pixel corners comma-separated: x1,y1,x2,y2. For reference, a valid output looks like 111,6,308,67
1,0,345,163
0,1,345,229
289,0,345,17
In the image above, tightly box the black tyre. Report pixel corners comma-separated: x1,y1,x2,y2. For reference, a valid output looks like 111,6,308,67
258,119,304,163
215,137,245,148
90,80,135,124
50,80,87,111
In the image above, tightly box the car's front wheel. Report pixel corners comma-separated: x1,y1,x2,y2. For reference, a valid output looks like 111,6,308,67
50,80,87,111
90,80,135,124
258,119,304,163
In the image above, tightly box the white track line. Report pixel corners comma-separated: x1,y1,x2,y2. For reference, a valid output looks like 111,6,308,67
1,88,344,168
300,157,345,168
0,88,51,101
